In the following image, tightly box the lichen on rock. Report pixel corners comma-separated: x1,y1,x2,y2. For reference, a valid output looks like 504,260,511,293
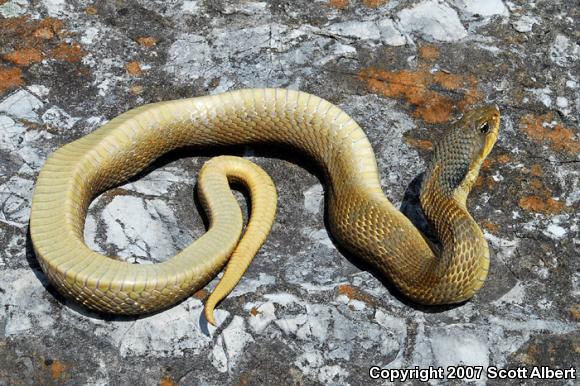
0,0,578,384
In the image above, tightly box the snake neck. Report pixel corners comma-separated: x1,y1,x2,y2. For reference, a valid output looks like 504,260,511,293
417,163,490,303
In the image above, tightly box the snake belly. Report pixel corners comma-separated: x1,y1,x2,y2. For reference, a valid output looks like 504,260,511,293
30,88,491,316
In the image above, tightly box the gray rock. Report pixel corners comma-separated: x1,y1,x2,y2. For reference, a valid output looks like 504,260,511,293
0,0,578,384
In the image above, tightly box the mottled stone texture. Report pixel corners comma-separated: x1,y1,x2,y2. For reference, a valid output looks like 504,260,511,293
0,0,578,385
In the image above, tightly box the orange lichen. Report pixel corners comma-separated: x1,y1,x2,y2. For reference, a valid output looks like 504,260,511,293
403,136,433,151
474,175,495,190
530,179,544,190
520,113,580,154
418,44,440,61
328,0,349,9
33,27,54,39
38,17,64,35
337,284,376,305
192,289,208,299
518,196,565,214
432,71,465,90
518,196,545,212
0,16,62,42
130,84,144,95
359,67,481,124
3,47,43,66
137,36,158,48
249,307,261,316
85,6,97,15
530,164,543,177
0,67,24,95
495,154,512,164
159,375,178,386
481,220,499,234
482,153,512,171
126,61,142,76
362,0,388,7
47,360,67,381
516,172,567,215
570,305,580,320
0,16,73,63
0,16,88,92
50,42,85,63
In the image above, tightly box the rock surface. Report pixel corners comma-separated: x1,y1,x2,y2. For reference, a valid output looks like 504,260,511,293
0,0,578,384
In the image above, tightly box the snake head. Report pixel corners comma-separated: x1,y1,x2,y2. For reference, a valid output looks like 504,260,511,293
459,104,501,164
422,105,501,203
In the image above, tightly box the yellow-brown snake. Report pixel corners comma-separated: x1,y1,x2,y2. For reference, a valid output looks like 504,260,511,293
30,88,500,325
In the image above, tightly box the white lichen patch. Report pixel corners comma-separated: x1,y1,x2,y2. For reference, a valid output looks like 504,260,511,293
80,52,128,100
2,232,26,264
244,301,277,333
41,106,80,130
544,223,567,239
484,232,518,260
488,315,577,335
374,309,407,361
263,292,301,306
0,89,44,122
166,23,357,89
324,19,405,46
295,350,350,385
451,0,509,19
550,34,580,67
0,91,61,170
0,175,35,227
0,0,28,17
397,0,468,42
0,115,26,153
0,269,55,337
511,15,539,33
80,298,220,357
274,300,398,360
336,295,366,311
211,316,255,373
99,196,184,262
526,86,552,107
494,281,526,305
302,227,334,249
378,18,406,46
165,34,211,81
181,0,201,14
409,322,495,385
303,183,324,215
430,326,489,373
325,20,378,41
0,0,577,383
41,0,68,17
520,213,574,244
554,163,580,206
247,293,403,375
122,167,191,196
216,1,267,16
229,272,276,297
80,27,100,46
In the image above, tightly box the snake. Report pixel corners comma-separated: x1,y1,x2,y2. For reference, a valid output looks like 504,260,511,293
30,88,500,325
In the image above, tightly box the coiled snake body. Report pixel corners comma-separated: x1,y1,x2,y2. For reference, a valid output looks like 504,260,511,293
30,89,500,324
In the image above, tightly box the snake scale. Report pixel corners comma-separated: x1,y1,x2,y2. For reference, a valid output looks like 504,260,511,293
30,88,500,325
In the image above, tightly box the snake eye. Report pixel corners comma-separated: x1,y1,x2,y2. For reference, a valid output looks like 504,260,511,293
479,122,490,134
